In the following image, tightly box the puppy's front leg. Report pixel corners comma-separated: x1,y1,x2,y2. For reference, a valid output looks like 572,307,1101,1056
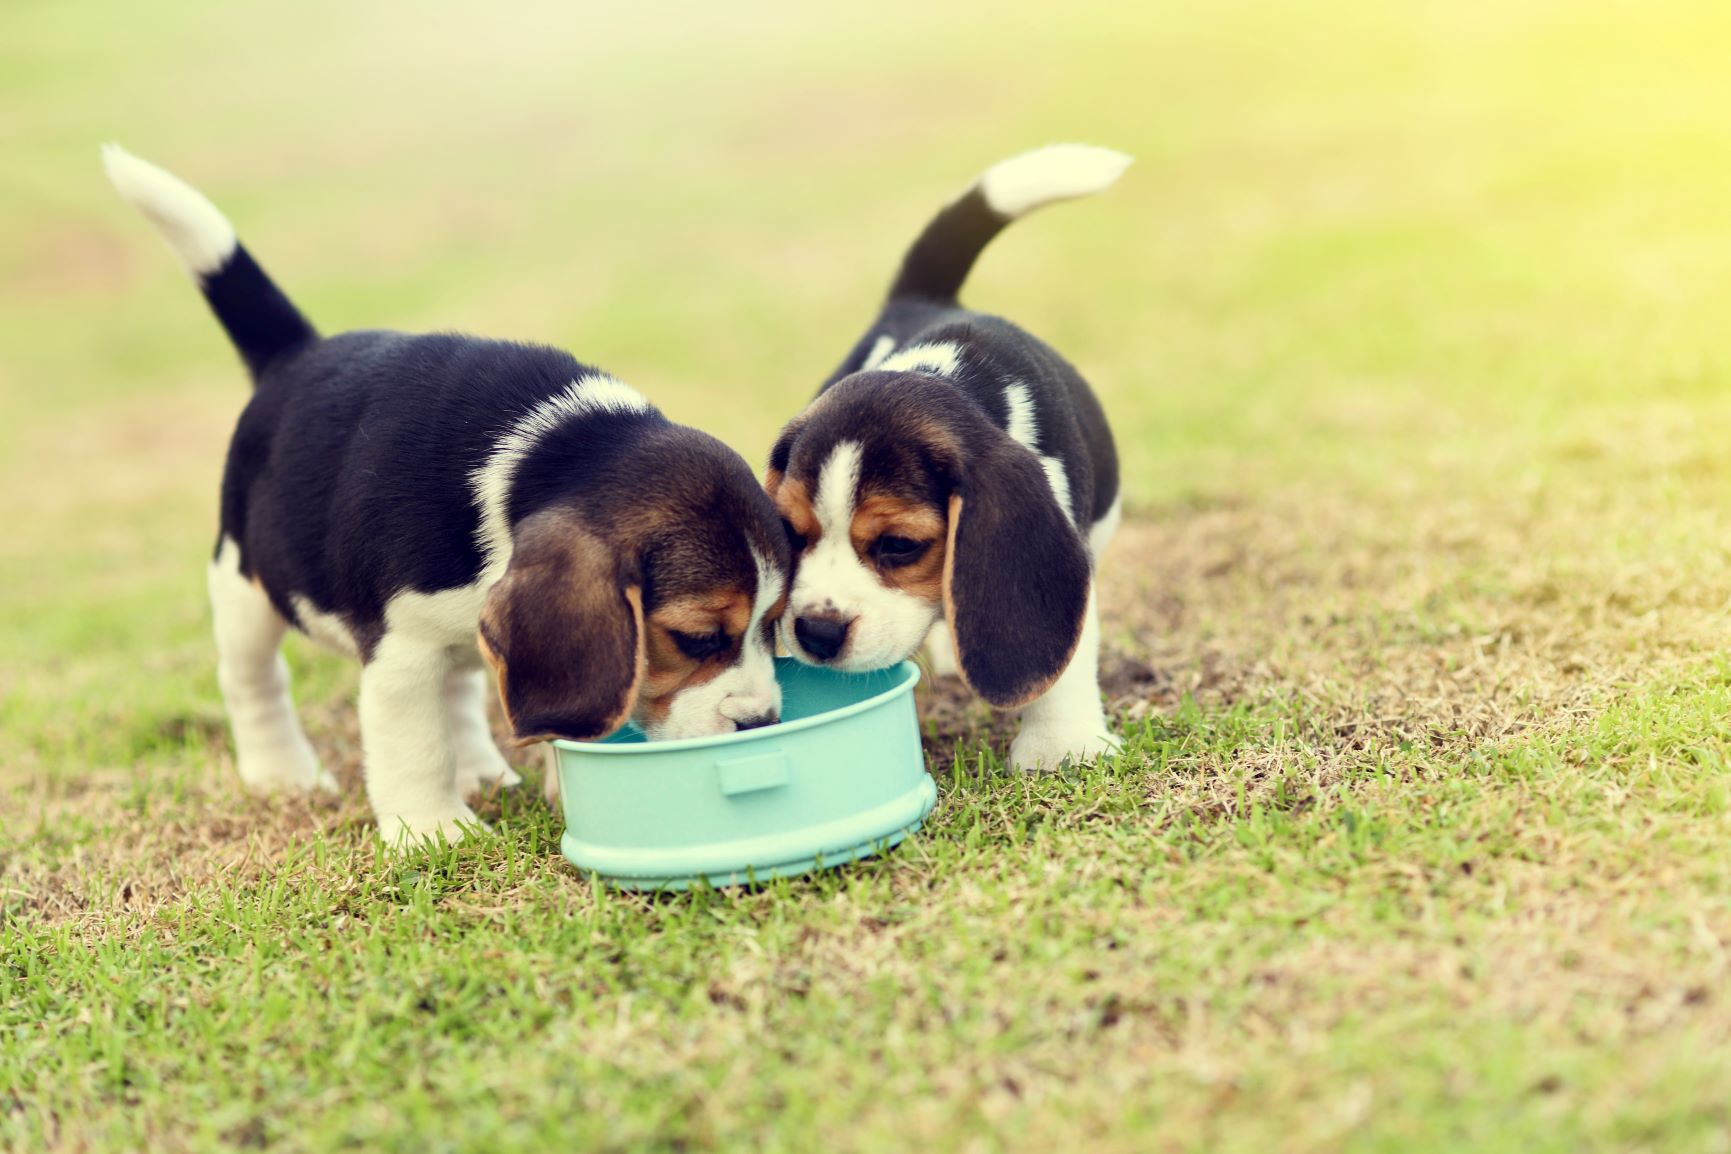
923,620,960,678
445,667,522,799
360,636,478,843
1008,583,1119,772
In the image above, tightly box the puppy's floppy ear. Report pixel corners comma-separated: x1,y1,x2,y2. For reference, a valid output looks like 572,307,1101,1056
943,442,1090,708
477,509,645,743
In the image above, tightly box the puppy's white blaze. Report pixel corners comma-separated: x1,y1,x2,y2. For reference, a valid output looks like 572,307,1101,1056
862,334,897,370
813,440,862,539
470,373,652,578
726,545,785,718
1003,382,1039,449
976,144,1133,220
787,441,938,670
878,342,961,379
656,545,786,737
101,144,238,276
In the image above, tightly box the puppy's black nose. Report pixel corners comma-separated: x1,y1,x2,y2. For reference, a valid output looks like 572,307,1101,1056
794,615,850,662
733,712,778,732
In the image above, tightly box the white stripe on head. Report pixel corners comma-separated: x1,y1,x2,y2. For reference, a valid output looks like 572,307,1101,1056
102,144,238,276
785,438,940,669
878,341,961,379
814,440,863,539
862,334,896,370
976,143,1133,220
658,542,787,736
470,374,653,579
714,543,785,723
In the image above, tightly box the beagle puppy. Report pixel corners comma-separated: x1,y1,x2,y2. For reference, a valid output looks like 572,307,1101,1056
767,145,1130,771
104,146,790,842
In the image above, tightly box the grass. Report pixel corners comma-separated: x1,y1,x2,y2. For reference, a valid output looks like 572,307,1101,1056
5,0,1731,1149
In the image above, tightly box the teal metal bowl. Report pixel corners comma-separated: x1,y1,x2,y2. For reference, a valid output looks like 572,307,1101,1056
552,658,934,890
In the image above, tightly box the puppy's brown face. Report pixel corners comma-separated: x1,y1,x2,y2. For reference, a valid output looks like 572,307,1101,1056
632,535,788,739
480,431,791,742
766,382,957,671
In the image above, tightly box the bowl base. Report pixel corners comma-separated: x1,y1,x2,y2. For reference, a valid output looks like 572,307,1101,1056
561,774,937,891
565,822,923,892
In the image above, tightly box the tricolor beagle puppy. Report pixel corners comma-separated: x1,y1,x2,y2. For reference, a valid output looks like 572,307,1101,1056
766,145,1130,771
104,146,790,842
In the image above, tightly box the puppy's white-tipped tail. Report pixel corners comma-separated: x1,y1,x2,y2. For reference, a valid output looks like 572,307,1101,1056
102,144,315,376
886,142,1132,303
101,143,237,276
976,143,1133,220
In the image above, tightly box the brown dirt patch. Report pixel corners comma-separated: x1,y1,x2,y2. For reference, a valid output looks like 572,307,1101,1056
920,492,1731,764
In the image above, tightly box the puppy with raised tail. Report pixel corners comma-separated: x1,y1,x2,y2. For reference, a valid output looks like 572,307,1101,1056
766,144,1130,771
104,146,790,842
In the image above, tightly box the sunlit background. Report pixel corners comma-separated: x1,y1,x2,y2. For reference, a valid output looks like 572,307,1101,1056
5,0,1731,770
8,0,1731,800
9,2,1731,1147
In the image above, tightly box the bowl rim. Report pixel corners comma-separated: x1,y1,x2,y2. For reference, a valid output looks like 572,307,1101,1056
551,659,923,756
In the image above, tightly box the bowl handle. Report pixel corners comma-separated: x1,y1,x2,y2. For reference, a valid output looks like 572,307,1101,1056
715,749,790,797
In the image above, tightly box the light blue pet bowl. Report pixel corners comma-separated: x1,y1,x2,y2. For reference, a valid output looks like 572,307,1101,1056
552,658,934,891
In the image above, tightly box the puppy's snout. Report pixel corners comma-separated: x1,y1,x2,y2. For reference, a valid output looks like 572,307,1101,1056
794,614,851,662
732,712,778,732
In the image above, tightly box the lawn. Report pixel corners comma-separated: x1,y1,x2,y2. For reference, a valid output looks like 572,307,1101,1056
5,0,1731,1150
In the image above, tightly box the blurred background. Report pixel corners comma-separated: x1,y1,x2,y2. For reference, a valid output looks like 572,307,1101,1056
5,0,1731,781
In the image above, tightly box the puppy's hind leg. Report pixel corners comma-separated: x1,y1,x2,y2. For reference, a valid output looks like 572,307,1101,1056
360,635,479,844
445,666,521,798
1008,582,1119,772
208,540,335,794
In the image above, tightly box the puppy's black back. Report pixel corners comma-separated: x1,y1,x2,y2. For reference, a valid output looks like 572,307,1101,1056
224,332,640,634
823,304,1120,529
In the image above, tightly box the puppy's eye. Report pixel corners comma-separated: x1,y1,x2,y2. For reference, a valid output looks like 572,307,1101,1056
871,535,930,568
781,517,808,553
670,629,730,660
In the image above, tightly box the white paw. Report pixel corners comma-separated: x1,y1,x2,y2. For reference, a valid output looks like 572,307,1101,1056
237,744,338,796
1009,725,1120,773
542,747,562,809
453,744,522,798
924,625,960,678
377,804,484,846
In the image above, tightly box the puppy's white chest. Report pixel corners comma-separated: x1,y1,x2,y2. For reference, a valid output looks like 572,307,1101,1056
382,581,491,648
290,595,363,658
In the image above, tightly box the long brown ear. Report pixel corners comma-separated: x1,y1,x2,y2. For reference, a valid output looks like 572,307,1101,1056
476,510,645,743
942,443,1090,708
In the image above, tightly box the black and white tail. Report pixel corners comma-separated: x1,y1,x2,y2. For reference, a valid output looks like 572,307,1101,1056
887,143,1133,304
102,144,316,377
